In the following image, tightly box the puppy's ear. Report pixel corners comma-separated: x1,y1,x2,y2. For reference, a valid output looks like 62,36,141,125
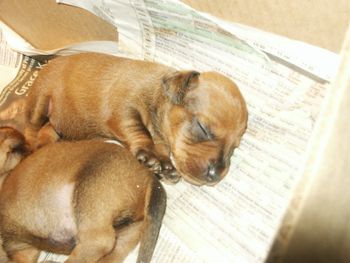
0,127,27,154
162,70,200,104
0,127,28,174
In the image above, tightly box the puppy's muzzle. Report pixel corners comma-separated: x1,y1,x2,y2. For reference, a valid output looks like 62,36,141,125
205,160,227,183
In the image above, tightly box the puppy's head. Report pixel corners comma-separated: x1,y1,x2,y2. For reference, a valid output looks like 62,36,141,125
162,71,248,186
0,127,28,175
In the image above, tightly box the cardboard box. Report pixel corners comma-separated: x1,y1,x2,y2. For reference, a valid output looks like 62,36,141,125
1,1,350,262
1,0,348,52
0,0,118,50
183,0,350,53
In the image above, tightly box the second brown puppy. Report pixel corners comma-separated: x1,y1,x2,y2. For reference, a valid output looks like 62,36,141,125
0,127,166,263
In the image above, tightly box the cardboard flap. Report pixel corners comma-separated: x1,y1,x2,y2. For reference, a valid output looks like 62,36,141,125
183,0,350,52
1,0,349,52
266,24,350,262
0,0,118,51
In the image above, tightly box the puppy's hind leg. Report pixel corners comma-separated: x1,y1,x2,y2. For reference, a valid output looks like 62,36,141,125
136,179,166,263
99,221,144,263
102,178,167,263
2,240,41,263
65,226,116,263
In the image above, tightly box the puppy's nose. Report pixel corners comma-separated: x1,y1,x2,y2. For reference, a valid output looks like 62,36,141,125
206,162,222,182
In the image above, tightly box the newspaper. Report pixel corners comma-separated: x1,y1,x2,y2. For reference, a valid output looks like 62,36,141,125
0,0,340,262
0,29,46,132
0,20,122,57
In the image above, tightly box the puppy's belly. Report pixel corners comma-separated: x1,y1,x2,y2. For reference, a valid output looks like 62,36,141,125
48,183,77,242
27,183,78,244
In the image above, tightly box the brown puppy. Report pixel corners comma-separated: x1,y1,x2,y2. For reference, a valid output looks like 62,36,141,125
0,127,29,263
24,52,248,186
0,127,166,263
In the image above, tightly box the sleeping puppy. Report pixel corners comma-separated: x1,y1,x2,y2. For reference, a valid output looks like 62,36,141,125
0,127,28,263
0,127,166,263
24,52,248,186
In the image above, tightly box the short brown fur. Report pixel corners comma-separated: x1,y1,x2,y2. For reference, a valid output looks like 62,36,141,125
24,53,248,186
0,127,166,263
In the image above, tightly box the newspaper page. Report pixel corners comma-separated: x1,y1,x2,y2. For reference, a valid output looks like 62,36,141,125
199,13,339,83
0,0,340,262
55,1,338,262
0,28,46,132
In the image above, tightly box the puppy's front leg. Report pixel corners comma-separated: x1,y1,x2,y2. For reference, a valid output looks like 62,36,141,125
107,116,161,173
154,143,180,184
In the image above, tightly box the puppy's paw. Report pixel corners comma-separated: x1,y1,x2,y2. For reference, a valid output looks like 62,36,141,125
157,160,181,184
136,149,162,173
36,123,61,149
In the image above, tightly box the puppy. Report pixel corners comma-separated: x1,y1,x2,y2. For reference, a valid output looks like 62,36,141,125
0,127,166,263
0,127,28,263
24,52,248,186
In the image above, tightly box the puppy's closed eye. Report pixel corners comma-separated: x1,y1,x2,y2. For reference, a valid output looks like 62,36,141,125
191,119,214,141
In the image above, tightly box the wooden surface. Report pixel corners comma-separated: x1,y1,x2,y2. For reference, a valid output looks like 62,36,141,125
0,0,117,50
182,0,350,52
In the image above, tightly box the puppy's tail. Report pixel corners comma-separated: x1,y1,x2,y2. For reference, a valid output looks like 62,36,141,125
137,177,167,263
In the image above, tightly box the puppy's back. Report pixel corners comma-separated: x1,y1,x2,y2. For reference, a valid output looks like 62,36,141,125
1,139,153,207
0,140,131,254
0,139,165,261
